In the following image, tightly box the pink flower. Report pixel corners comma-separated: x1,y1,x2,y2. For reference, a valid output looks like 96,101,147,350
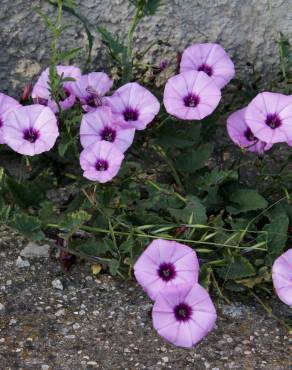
0,93,21,144
227,107,272,154
245,92,292,144
80,106,135,153
105,82,160,130
180,43,235,89
3,104,59,156
152,283,217,348
134,239,199,301
80,141,124,183
71,72,113,112
272,249,292,306
32,65,81,113
163,71,221,120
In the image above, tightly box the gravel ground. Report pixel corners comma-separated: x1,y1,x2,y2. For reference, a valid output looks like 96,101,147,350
0,227,291,370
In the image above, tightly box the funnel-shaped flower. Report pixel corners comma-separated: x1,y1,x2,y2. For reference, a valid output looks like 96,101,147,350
3,104,59,156
32,65,81,113
272,249,292,306
227,107,272,154
245,92,292,144
134,239,199,301
0,93,21,144
163,71,221,120
71,72,113,112
105,82,160,130
80,141,124,183
180,43,235,89
80,106,135,152
152,283,217,348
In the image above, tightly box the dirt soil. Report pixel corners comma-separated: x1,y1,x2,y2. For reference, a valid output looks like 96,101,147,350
0,226,291,370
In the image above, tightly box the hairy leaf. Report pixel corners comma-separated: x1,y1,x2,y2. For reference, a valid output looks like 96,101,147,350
60,210,91,237
11,214,45,241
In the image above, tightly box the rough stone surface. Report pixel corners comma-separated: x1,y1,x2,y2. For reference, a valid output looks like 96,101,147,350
20,242,51,258
0,226,291,369
0,0,291,97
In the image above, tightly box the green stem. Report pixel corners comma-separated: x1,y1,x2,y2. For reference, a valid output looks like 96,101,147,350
127,5,141,60
147,180,186,203
152,145,185,192
122,4,142,82
211,270,231,304
46,224,267,251
49,0,63,112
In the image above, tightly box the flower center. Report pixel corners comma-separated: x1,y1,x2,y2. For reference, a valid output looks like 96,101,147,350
0,118,3,128
85,86,103,107
174,303,193,322
95,159,108,172
63,88,71,98
23,128,40,143
157,262,176,282
183,93,200,108
34,97,48,106
265,113,282,129
244,128,256,142
123,107,139,121
100,126,116,143
198,63,213,77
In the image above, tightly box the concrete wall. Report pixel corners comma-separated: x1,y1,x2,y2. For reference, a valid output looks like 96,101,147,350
0,0,291,97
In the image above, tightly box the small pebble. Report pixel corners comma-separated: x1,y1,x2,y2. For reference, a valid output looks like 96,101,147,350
16,256,30,268
52,279,63,290
20,242,50,258
55,309,66,317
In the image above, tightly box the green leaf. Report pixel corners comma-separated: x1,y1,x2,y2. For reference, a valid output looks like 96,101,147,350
98,188,116,207
63,0,76,8
11,213,45,241
258,206,289,256
97,26,127,63
0,197,11,223
38,201,60,226
169,195,207,224
199,265,212,290
216,255,256,280
197,168,238,190
108,259,120,276
154,122,201,149
227,189,268,214
57,47,83,62
6,176,45,209
47,0,93,69
120,239,134,253
129,0,161,15
60,210,91,237
175,143,213,173
34,7,54,31
58,131,77,157
238,266,271,288
70,238,110,257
